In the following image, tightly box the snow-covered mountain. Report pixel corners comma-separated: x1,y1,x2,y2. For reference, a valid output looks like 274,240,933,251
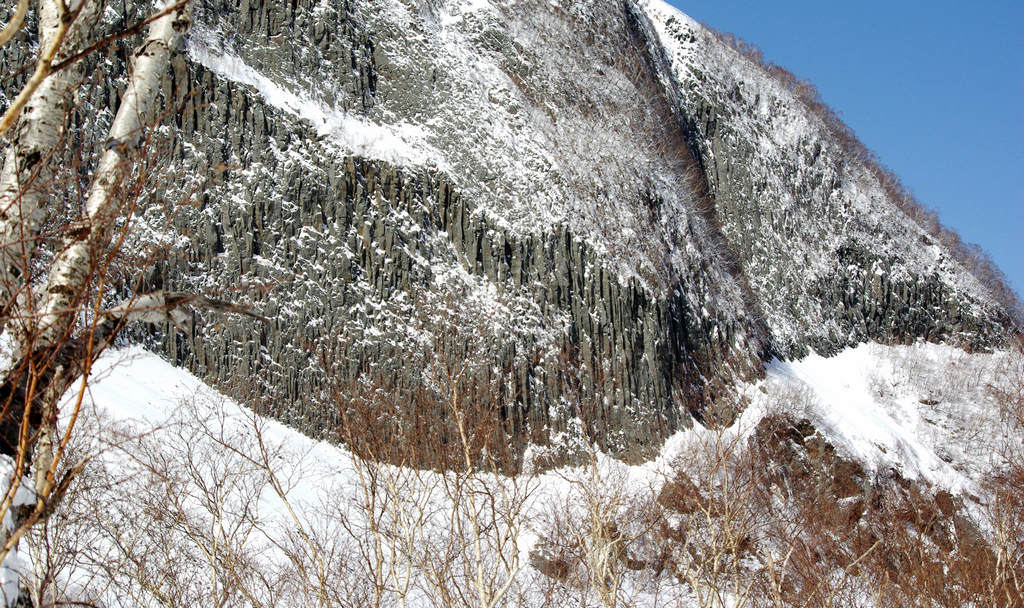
1,0,1022,605
1,0,1018,455
97,0,1013,457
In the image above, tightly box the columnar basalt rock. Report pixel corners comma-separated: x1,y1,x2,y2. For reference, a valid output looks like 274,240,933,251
637,1,1016,358
2,0,1016,462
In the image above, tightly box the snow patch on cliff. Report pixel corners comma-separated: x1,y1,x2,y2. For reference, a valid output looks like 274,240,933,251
187,30,448,171
756,342,1015,494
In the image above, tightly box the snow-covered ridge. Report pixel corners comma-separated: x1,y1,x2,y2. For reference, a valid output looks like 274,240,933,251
639,0,815,150
636,0,1010,351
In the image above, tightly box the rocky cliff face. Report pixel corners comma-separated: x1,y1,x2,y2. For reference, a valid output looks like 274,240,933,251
141,0,771,458
637,2,1015,356
2,0,1015,460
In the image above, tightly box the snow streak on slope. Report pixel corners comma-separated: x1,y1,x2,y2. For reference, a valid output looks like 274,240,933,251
187,28,447,171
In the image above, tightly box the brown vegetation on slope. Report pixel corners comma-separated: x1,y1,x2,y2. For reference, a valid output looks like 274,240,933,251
23,341,1022,606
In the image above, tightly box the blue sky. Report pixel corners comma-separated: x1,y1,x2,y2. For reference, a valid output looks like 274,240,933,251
666,0,1023,300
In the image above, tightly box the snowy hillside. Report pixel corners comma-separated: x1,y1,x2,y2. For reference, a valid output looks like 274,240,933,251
0,0,1017,456
1,0,1021,604
7,340,1015,606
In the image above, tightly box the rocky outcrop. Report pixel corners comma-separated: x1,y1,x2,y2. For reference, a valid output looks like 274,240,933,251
149,64,763,454
682,89,1011,356
638,2,1016,357
2,0,1016,461
811,243,1010,351
133,0,770,458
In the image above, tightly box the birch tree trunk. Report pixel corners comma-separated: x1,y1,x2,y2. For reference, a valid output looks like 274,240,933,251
36,2,193,349
0,2,193,603
29,0,192,504
0,0,99,319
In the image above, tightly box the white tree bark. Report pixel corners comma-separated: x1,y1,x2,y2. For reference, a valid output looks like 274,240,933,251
0,0,29,49
28,0,192,511
35,1,193,349
0,3,193,600
0,0,99,316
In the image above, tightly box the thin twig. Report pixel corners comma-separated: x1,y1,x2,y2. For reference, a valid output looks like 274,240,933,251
50,0,192,75
0,0,30,48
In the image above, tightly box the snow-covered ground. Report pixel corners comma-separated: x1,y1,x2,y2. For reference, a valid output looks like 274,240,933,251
757,343,1003,494
12,339,1013,606
79,341,1006,508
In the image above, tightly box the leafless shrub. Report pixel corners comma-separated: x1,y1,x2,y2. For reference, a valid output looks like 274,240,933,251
979,337,1024,605
32,347,1024,608
659,426,772,608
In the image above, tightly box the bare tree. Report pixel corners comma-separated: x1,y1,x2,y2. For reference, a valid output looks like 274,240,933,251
331,301,538,608
0,0,268,603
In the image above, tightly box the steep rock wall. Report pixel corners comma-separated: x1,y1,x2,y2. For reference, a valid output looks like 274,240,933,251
150,63,761,455
638,0,1014,357
132,0,770,459
1,0,1014,462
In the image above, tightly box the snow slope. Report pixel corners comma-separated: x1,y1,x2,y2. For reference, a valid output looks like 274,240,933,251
77,340,1019,523
753,342,1016,495
29,341,1017,605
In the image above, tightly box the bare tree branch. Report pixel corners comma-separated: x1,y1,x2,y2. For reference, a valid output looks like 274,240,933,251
49,0,192,75
0,0,29,49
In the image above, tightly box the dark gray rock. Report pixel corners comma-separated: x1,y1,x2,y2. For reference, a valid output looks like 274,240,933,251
2,0,1015,464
